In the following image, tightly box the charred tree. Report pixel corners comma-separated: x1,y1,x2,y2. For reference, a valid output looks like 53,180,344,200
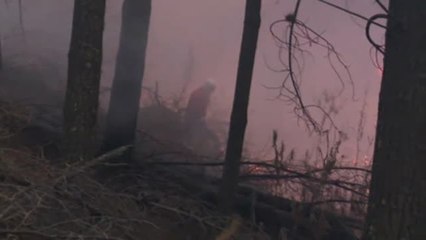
101,0,151,155
218,0,261,213
0,39,2,70
63,0,106,159
363,1,426,239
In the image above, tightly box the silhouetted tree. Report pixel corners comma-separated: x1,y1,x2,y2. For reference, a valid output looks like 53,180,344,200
218,0,261,213
102,0,151,155
176,46,195,104
63,0,106,159
0,39,2,70
363,1,426,239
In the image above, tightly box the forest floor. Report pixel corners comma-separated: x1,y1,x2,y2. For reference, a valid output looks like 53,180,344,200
0,97,365,240
0,146,270,240
0,97,273,240
0,60,363,239
0,62,271,239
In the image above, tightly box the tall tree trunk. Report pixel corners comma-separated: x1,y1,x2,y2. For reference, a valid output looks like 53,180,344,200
63,0,106,159
218,0,261,213
101,0,151,155
363,1,426,239
0,39,3,70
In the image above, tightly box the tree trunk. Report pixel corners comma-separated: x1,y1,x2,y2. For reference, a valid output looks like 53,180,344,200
0,39,3,70
363,1,426,239
63,0,106,159
101,0,151,155
218,0,261,213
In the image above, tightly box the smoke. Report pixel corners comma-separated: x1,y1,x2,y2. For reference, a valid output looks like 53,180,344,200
0,0,382,162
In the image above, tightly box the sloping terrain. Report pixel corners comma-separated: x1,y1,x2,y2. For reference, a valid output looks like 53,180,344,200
0,70,361,239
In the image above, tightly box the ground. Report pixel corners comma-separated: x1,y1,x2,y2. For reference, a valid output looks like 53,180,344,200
0,97,270,240
0,62,361,240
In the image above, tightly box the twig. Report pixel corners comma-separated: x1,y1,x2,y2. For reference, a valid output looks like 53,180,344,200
0,230,124,240
241,174,368,197
318,0,386,29
375,0,388,13
366,14,388,55
286,0,321,133
150,202,224,230
145,160,371,173
54,145,132,183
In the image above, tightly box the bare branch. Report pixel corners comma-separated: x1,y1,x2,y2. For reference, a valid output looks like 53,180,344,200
366,14,388,55
318,0,386,29
375,0,388,13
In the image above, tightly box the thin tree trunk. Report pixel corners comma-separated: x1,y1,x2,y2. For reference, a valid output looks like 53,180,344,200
0,39,3,70
363,1,426,239
63,0,106,159
101,0,151,156
218,0,261,213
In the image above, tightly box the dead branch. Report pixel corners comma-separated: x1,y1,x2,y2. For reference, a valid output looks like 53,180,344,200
375,0,388,13
318,0,386,29
366,14,388,55
0,230,124,240
54,145,132,183
269,0,354,142
157,165,358,239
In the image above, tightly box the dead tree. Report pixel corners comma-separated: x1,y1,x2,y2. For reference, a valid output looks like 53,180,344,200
218,0,261,213
101,0,151,156
362,1,426,239
63,0,106,159
0,39,2,70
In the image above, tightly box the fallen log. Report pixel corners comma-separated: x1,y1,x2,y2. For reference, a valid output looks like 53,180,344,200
153,165,358,240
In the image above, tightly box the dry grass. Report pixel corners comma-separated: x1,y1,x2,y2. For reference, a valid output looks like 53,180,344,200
0,98,31,141
0,99,269,240
0,147,270,240
0,97,366,240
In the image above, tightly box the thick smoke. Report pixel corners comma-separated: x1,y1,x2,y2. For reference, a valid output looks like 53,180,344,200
0,0,381,162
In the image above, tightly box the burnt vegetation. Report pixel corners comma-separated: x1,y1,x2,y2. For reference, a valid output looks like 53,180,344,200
0,0,425,239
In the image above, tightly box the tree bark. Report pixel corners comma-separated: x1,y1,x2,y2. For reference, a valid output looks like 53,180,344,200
0,39,3,70
363,1,426,239
101,0,151,156
218,0,261,213
63,0,106,159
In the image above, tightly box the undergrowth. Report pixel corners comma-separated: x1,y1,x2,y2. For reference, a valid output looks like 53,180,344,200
0,99,269,240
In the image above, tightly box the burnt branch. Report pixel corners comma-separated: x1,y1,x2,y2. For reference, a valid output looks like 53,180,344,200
375,0,388,13
366,14,388,55
318,0,386,29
